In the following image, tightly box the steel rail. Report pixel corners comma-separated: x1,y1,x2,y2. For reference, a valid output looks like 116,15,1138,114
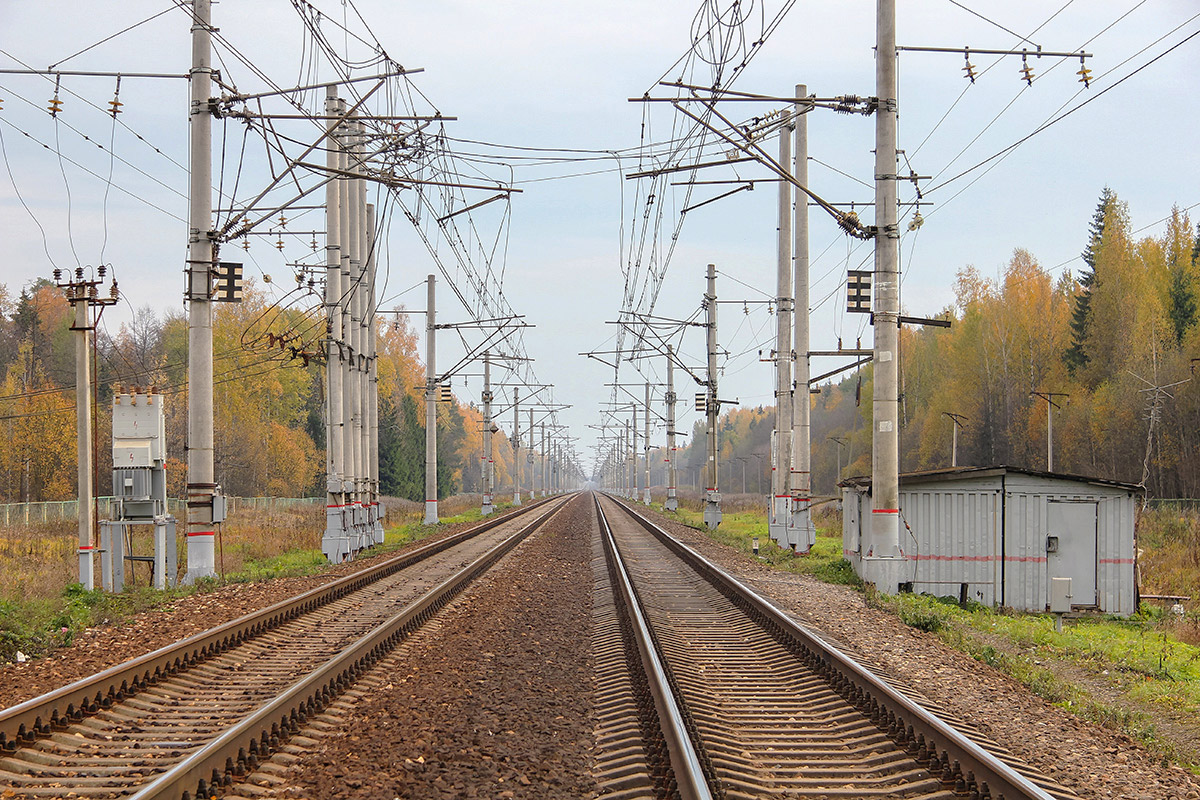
0,495,558,751
131,494,574,800
607,495,1058,800
594,496,714,800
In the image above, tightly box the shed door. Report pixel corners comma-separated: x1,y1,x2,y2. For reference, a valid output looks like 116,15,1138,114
1047,500,1098,607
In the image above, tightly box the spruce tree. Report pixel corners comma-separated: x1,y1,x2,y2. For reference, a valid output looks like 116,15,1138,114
1064,187,1115,373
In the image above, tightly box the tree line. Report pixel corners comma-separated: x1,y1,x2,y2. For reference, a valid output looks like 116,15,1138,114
663,190,1200,499
0,282,521,503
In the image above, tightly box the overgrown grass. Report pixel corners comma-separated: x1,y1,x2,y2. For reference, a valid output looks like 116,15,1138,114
658,499,862,588
659,494,1200,771
0,495,505,665
0,582,194,662
868,590,1200,769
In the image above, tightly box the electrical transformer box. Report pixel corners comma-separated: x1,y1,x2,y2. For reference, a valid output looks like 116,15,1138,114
112,392,166,466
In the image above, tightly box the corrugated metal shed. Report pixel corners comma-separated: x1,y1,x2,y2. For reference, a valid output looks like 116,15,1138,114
840,467,1140,615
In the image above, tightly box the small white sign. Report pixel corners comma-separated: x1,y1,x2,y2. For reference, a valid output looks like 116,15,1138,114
879,351,893,362
879,421,893,432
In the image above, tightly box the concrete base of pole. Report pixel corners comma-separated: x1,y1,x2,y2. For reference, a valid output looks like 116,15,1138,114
664,493,678,512
183,538,216,585
514,493,522,506
78,549,94,591
322,507,350,563
788,500,817,554
859,556,910,595
371,503,385,546
768,496,790,545
100,524,117,592
424,500,438,526
703,490,722,529
643,489,651,505
481,494,494,516
787,517,816,554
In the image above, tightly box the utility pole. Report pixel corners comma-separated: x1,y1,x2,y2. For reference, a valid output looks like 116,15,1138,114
1031,391,1068,472
865,0,906,592
540,422,547,497
481,352,494,515
704,263,722,529
184,0,220,583
338,101,355,546
943,412,967,467
424,274,438,525
664,345,679,511
56,267,117,590
321,86,347,562
631,404,640,502
366,202,382,544
770,117,793,545
527,407,535,498
512,387,521,505
643,382,652,504
355,122,370,545
348,121,365,546
791,83,815,553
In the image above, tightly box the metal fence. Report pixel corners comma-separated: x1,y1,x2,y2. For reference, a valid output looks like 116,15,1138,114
0,497,321,526
1144,499,1200,512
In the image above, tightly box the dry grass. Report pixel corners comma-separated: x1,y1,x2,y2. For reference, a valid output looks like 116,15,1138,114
0,521,79,603
1138,506,1200,606
0,494,500,604
0,503,331,601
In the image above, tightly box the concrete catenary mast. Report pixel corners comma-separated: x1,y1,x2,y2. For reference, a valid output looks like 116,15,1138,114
770,118,793,546
481,352,495,515
791,83,816,552
703,263,722,529
185,0,221,582
865,1,907,591
424,274,438,525
322,86,348,562
664,345,678,511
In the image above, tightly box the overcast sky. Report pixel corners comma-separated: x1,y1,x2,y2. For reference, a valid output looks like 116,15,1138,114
2,1,1198,476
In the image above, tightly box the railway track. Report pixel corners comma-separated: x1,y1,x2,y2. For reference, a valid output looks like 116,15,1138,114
593,494,1078,800
0,494,572,800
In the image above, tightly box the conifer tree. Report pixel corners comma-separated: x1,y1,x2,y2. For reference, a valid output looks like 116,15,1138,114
1064,187,1116,373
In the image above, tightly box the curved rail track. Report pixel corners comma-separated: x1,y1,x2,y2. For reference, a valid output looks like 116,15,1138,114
0,494,573,800
594,494,1078,800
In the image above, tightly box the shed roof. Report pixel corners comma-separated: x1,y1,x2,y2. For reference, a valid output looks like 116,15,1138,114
839,465,1142,493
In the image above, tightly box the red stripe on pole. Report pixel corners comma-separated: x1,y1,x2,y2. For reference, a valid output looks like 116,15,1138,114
872,508,900,514
187,531,216,537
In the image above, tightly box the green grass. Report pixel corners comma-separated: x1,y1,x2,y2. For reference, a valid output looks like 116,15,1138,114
867,590,1200,769
225,548,330,583
0,501,506,666
659,505,862,588
662,501,1200,772
0,582,194,662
